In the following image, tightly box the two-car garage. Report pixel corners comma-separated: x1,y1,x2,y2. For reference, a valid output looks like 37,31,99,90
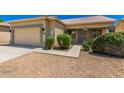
9,17,45,47
13,27,41,46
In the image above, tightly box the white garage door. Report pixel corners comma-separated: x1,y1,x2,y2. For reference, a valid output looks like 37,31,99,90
14,27,41,46
0,32,10,43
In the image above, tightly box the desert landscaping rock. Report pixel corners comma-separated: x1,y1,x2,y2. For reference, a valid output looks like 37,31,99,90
0,51,123,77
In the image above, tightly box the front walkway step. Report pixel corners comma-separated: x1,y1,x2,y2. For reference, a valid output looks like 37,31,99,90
66,45,81,58
34,48,67,56
34,45,81,58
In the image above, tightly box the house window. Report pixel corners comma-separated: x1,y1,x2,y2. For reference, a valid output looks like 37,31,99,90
48,28,52,36
90,30,101,38
91,31,97,38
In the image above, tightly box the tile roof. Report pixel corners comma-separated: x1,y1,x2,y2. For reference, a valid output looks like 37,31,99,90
62,16,117,25
0,22,10,27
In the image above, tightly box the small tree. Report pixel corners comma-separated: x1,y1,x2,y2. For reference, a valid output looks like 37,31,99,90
0,19,4,22
45,36,54,49
57,34,72,49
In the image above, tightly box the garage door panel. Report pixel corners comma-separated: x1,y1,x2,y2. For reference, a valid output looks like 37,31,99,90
0,32,10,43
14,27,41,46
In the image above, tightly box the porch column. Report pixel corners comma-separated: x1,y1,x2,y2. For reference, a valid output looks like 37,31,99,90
76,29,78,43
42,18,49,48
50,21,55,36
87,30,90,40
50,20,57,46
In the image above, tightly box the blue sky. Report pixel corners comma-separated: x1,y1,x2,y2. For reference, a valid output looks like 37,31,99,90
0,15,124,26
0,15,123,21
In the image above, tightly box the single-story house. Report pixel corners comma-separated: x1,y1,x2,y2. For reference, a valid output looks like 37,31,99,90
115,19,124,31
8,16,117,47
0,22,10,43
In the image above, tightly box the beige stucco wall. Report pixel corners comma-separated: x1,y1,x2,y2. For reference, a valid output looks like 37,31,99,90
14,27,41,46
54,21,65,46
0,32,10,43
49,21,55,36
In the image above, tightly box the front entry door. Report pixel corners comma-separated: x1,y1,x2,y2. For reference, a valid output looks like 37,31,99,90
71,30,77,44
78,31,87,44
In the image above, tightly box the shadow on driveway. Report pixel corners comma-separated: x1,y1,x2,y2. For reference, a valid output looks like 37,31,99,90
0,44,39,49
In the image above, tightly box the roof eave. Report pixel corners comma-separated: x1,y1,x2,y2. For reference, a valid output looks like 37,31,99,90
7,16,66,26
64,20,117,26
7,16,49,24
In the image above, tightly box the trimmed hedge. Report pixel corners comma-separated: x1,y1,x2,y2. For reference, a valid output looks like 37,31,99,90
91,31,124,57
57,34,72,49
83,39,95,51
45,36,54,49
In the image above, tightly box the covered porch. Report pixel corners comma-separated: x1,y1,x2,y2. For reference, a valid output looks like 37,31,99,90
65,28,109,44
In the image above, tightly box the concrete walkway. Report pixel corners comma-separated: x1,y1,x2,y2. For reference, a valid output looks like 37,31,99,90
66,45,81,57
34,48,66,56
34,45,81,58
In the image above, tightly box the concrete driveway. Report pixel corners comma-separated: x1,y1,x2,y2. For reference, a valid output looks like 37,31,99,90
0,45,36,63
0,44,81,63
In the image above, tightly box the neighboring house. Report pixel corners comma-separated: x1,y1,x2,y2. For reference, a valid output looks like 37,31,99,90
8,16,116,47
115,19,124,31
0,22,10,43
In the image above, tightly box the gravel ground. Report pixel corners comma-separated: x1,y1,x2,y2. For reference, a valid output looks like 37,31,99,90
0,51,123,78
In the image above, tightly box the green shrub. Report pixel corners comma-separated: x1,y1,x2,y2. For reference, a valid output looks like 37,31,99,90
83,39,95,51
91,32,124,57
45,36,54,49
57,34,72,49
